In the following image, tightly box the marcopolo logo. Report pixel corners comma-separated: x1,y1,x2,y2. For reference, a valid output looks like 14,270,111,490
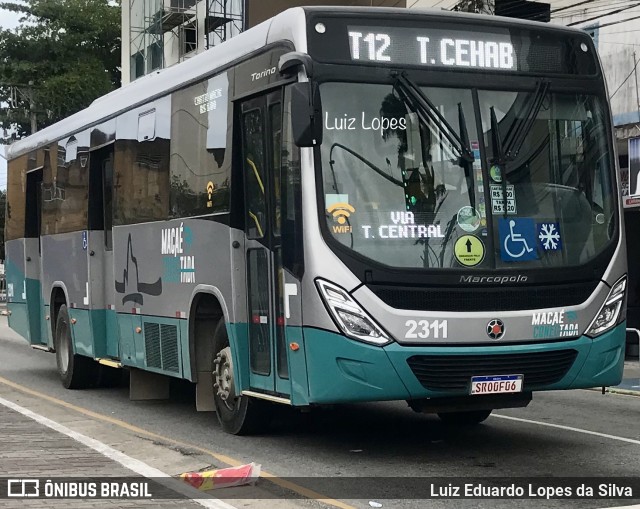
460,274,528,284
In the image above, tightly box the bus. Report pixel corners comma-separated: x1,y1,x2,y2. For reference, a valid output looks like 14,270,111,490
5,6,627,434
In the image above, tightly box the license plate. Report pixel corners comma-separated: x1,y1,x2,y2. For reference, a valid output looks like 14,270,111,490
470,375,523,395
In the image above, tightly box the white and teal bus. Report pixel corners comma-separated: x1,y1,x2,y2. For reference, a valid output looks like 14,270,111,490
5,6,627,434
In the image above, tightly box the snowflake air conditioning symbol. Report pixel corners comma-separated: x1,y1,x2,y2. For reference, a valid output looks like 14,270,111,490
537,222,562,251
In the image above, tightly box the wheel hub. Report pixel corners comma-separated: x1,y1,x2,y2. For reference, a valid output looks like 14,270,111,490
214,346,236,402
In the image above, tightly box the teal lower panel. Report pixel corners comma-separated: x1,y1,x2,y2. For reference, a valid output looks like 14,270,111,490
304,328,411,404
303,324,626,404
68,308,93,357
7,302,29,342
228,323,305,405
25,278,44,345
568,323,626,388
117,314,185,379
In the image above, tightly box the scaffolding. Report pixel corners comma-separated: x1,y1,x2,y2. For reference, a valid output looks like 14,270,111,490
128,0,244,81
206,0,243,49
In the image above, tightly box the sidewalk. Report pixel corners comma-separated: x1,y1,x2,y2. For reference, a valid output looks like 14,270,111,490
0,403,204,508
613,360,640,394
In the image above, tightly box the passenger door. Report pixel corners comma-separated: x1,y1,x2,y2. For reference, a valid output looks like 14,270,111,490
88,145,118,359
238,91,291,395
24,167,44,346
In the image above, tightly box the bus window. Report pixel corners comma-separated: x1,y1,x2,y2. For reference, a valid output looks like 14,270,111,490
242,108,267,239
169,73,231,217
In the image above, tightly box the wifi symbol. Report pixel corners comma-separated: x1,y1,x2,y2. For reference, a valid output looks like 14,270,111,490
327,202,355,225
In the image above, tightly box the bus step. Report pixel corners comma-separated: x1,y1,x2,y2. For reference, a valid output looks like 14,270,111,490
97,358,122,369
30,344,53,353
242,390,291,405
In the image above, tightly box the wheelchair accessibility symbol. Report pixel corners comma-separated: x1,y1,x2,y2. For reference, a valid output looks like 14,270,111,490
498,218,538,262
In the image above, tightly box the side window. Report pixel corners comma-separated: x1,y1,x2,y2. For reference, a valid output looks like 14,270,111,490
39,133,90,234
242,108,266,239
6,154,28,241
41,143,59,236
270,102,282,236
281,87,303,277
114,96,170,225
169,72,231,217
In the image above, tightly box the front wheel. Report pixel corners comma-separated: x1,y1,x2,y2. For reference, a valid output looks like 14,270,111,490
212,320,269,435
437,409,492,426
54,304,97,389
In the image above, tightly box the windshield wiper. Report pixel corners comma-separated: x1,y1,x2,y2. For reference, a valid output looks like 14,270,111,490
393,72,474,165
489,80,549,218
501,80,550,161
393,72,476,215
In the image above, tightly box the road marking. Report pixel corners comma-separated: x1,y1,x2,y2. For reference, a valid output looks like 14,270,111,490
0,395,236,509
0,375,355,509
493,414,640,446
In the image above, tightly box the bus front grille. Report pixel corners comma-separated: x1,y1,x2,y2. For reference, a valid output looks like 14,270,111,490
406,349,578,391
368,281,597,312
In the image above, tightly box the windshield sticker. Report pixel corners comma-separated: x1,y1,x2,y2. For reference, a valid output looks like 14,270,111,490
326,196,356,234
206,181,215,208
498,218,538,262
490,184,517,214
537,222,562,251
457,206,481,232
360,211,444,239
324,112,407,133
472,142,481,170
490,164,502,183
532,309,579,338
454,234,485,267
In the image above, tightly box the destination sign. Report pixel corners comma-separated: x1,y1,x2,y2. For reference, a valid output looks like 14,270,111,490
306,16,598,76
348,26,516,71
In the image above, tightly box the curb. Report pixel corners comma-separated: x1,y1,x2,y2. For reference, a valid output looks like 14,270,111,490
585,387,640,397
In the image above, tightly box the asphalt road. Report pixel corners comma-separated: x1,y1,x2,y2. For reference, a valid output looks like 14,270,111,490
1,317,639,509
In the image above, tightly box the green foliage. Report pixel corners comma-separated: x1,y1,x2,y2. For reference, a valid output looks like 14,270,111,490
452,0,493,14
0,0,121,138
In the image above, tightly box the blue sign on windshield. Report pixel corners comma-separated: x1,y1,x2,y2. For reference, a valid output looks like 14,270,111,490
498,218,538,262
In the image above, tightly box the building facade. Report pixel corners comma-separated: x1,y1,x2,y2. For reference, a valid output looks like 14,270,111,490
121,0,407,85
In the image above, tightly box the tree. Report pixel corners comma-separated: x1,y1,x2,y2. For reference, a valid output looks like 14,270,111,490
0,0,121,138
451,0,493,14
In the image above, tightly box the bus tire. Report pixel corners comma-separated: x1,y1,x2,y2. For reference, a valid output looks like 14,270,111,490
212,319,269,435
437,409,492,426
54,304,95,389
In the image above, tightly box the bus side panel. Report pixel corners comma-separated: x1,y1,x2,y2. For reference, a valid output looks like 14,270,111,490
6,239,30,342
112,220,232,379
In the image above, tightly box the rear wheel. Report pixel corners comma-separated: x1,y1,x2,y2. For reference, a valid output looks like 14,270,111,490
437,409,492,426
212,319,269,435
54,305,97,389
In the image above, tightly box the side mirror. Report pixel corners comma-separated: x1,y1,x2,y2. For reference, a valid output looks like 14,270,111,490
290,82,323,148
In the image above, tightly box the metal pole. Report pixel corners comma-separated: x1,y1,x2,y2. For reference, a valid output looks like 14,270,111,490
634,52,640,124
28,81,37,135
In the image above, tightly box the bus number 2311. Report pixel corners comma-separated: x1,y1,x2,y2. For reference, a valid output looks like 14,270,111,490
405,319,448,339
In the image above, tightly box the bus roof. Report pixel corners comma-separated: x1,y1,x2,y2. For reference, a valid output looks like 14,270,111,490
6,6,587,161
6,7,307,160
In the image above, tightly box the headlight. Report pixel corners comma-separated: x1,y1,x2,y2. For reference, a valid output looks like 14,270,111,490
586,276,627,337
316,279,391,345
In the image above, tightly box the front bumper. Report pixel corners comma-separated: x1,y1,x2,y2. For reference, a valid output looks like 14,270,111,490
303,322,626,404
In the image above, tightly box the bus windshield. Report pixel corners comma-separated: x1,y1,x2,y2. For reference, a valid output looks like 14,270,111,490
319,81,616,270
